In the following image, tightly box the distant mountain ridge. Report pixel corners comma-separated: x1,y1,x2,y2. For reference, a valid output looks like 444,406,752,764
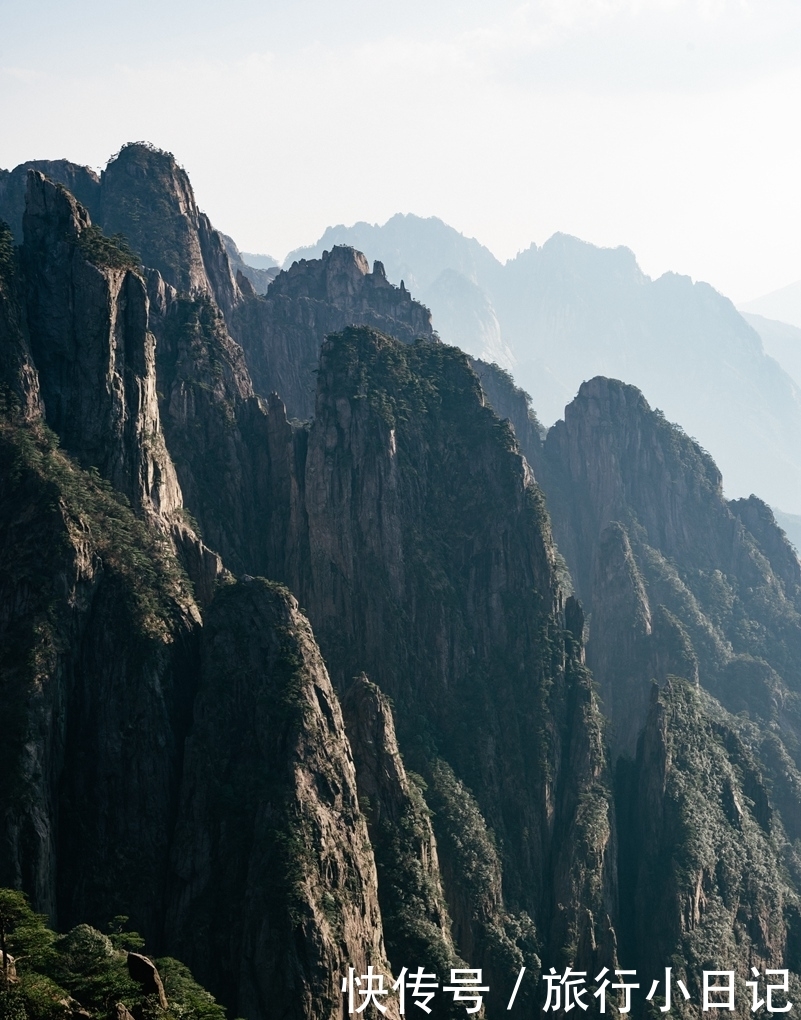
288,215,801,514
741,279,801,330
744,312,801,390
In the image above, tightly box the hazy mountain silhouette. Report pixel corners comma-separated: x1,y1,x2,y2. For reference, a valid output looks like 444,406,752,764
743,312,801,389
740,279,801,329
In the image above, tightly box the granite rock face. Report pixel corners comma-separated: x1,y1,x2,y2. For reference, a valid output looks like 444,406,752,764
0,169,428,1020
540,375,801,1011
468,356,545,478
541,375,801,735
251,328,618,1008
1,145,239,317
0,160,101,241
0,222,42,421
99,144,240,318
342,674,462,1016
21,171,183,520
616,680,801,1017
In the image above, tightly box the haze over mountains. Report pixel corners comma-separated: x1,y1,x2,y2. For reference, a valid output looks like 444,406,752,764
287,215,801,516
4,141,801,1020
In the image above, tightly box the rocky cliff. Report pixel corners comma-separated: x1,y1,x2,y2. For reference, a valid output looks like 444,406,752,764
541,376,801,738
291,216,801,513
0,163,526,1020
268,328,615,1005
2,146,438,429
617,680,801,1017
0,408,201,938
5,147,801,1020
22,171,182,521
165,580,398,1020
540,375,801,1010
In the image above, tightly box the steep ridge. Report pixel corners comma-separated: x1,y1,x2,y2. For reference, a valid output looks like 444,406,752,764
165,580,398,1020
0,145,238,318
118,301,618,1009
284,214,510,370
21,171,182,521
616,680,801,1018
1,147,440,431
0,174,203,940
541,376,801,735
254,328,617,1007
342,674,464,1016
1,148,450,448
468,357,545,479
0,160,101,240
0,407,201,940
501,238,801,514
1,159,608,1020
83,157,608,1001
0,223,42,421
99,144,240,318
0,175,404,1020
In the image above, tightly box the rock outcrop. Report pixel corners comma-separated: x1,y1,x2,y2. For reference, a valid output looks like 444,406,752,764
0,160,101,241
99,144,239,318
539,374,801,1009
0,222,42,420
229,247,435,420
342,675,462,1008
283,328,614,1003
126,953,168,1008
468,356,544,477
617,680,800,1018
21,171,183,521
0,410,201,937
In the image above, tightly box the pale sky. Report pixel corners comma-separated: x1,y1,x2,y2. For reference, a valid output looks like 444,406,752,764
1,0,799,302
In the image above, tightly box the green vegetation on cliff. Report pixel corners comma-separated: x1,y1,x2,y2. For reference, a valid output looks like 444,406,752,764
0,405,199,935
617,679,801,1017
75,225,139,272
0,889,224,1020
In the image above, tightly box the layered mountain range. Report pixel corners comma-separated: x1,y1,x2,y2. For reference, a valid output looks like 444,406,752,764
2,142,801,1020
288,216,801,515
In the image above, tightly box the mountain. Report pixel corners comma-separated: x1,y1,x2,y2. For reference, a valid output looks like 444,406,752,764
240,251,279,270
744,312,801,389
229,247,434,421
289,216,801,514
285,214,503,296
3,143,801,1020
537,376,801,997
0,149,604,1020
740,280,801,330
